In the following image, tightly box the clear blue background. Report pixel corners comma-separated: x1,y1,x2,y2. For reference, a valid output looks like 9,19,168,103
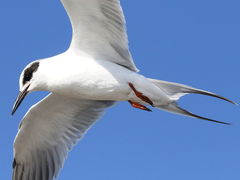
1,0,240,179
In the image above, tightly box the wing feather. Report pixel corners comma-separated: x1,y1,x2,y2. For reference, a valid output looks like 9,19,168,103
12,93,114,180
61,0,139,71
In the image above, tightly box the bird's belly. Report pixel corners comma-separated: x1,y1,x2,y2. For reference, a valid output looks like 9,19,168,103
50,63,132,101
66,79,130,101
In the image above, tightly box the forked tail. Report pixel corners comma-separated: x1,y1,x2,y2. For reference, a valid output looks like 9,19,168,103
149,78,237,125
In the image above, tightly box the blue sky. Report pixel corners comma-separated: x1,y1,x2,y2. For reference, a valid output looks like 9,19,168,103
1,0,240,179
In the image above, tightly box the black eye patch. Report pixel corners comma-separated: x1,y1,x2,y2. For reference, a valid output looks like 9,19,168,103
23,62,40,85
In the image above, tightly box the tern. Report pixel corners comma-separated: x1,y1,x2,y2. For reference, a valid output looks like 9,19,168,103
11,0,236,180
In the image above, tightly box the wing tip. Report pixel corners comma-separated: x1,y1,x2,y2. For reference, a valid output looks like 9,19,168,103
12,158,16,169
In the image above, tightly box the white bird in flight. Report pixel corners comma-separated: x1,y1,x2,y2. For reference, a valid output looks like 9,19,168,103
12,0,236,180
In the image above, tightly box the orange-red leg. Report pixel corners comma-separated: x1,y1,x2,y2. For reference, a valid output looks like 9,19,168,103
128,82,154,106
128,100,152,112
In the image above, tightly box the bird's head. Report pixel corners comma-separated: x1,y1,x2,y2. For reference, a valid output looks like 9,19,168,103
12,61,41,115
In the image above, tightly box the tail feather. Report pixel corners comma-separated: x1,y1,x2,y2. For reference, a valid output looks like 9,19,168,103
149,78,237,105
161,103,231,125
148,78,237,125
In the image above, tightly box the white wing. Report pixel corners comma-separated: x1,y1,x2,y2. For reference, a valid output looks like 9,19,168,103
61,0,139,72
12,93,114,180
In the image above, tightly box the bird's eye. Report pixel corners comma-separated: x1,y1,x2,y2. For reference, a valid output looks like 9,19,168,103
22,62,40,85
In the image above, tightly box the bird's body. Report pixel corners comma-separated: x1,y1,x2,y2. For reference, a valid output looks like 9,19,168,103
11,0,236,180
36,51,170,104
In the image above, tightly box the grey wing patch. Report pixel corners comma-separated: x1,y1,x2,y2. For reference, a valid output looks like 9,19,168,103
101,0,125,39
110,42,137,71
101,0,139,72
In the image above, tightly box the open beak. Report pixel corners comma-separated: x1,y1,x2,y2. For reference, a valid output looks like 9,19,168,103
12,84,30,115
